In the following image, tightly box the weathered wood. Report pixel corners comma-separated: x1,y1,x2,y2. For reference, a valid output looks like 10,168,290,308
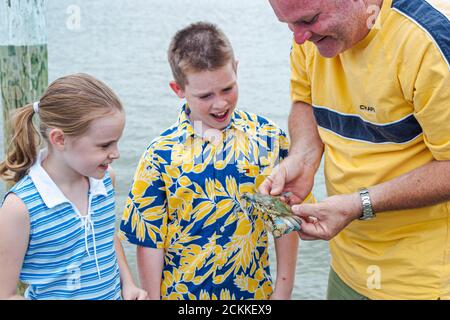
0,0,48,157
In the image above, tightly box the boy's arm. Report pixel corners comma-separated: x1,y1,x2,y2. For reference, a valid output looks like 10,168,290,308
137,246,165,300
270,128,299,299
272,233,299,299
115,236,148,300
0,194,29,300
117,149,168,300
109,166,148,300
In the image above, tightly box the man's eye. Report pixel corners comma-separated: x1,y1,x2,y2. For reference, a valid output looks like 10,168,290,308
304,14,319,25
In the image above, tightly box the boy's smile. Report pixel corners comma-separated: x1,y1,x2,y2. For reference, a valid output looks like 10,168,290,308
170,61,238,134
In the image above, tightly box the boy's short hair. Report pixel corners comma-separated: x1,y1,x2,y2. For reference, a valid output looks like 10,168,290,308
168,22,236,88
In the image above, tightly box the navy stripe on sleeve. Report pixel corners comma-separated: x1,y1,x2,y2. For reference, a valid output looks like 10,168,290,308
392,0,450,68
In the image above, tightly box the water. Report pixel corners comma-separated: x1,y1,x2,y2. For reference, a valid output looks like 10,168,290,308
0,0,330,299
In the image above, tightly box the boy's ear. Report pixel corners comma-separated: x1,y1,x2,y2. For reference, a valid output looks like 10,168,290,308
169,81,185,99
47,128,66,151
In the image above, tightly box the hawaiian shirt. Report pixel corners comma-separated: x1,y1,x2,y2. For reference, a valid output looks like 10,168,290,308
119,105,289,300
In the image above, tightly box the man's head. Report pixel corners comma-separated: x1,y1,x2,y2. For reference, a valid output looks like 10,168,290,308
168,22,238,133
269,0,381,57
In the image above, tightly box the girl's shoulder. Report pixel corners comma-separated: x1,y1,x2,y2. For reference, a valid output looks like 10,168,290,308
0,192,30,227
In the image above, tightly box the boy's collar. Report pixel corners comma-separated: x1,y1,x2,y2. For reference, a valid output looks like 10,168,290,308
29,149,108,208
177,104,244,138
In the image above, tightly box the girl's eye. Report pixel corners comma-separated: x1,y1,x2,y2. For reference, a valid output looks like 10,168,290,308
100,143,111,149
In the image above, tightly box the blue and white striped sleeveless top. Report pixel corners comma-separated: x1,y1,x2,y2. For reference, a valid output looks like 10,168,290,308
7,152,122,300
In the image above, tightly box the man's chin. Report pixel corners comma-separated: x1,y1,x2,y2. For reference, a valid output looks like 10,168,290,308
316,46,340,58
315,40,344,58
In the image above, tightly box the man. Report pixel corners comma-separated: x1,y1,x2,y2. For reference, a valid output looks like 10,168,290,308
262,0,450,299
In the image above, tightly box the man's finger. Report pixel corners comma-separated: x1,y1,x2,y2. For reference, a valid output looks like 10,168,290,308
258,178,272,195
269,166,286,196
291,203,319,219
297,218,323,239
297,230,320,241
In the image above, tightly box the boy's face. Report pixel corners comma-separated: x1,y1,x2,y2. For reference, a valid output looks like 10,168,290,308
170,61,238,133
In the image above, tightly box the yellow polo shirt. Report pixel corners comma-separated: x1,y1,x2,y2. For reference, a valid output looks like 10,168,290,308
291,0,450,299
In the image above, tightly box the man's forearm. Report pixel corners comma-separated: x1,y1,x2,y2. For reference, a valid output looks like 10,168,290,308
368,160,450,213
288,101,324,171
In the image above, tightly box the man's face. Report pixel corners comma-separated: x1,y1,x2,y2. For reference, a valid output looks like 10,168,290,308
269,0,369,57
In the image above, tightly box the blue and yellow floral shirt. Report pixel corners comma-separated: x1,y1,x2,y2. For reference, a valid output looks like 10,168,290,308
120,105,289,300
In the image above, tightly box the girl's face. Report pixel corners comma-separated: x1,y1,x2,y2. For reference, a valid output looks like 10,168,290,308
62,109,126,179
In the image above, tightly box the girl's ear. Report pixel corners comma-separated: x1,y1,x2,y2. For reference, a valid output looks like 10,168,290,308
169,81,185,99
47,128,66,151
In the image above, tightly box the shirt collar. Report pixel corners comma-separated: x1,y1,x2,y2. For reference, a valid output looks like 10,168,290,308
29,150,108,208
176,104,245,141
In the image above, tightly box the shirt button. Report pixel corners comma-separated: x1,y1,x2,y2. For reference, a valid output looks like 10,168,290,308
220,226,225,233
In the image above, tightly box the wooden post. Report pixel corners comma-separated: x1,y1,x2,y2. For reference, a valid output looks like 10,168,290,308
0,0,48,296
0,0,48,157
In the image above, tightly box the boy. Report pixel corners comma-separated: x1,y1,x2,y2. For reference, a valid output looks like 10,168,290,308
120,22,301,300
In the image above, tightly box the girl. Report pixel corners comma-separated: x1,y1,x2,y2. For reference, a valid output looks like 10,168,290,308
0,73,147,300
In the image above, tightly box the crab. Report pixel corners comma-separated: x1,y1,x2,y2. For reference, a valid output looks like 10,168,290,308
240,192,302,238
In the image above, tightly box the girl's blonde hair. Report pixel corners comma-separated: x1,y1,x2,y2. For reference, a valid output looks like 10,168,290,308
0,73,123,183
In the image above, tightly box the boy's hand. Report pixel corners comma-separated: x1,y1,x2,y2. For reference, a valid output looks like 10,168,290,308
122,284,149,300
259,155,316,205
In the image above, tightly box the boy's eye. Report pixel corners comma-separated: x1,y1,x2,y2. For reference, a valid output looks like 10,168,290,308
100,143,111,149
200,94,212,99
223,87,233,92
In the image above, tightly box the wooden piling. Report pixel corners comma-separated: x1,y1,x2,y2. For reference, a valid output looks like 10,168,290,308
0,0,48,159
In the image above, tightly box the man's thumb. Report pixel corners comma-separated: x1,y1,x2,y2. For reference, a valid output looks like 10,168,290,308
291,203,317,219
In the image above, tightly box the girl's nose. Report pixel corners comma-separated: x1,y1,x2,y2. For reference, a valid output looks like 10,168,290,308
110,146,120,160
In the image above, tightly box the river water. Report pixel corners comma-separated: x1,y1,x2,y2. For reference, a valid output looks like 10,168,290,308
0,0,330,299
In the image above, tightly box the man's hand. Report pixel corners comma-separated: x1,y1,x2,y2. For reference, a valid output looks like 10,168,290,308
258,154,316,205
292,193,362,241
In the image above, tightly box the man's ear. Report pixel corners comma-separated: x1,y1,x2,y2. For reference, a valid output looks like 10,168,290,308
169,81,185,99
47,128,66,151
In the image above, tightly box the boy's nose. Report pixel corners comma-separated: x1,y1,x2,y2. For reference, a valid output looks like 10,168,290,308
213,99,227,110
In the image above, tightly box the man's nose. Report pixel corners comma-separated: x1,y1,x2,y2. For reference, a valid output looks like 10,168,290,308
291,24,312,45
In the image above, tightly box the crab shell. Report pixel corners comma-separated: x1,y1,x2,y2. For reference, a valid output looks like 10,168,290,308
240,192,294,217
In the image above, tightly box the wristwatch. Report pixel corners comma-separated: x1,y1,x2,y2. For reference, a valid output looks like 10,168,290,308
358,188,375,220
